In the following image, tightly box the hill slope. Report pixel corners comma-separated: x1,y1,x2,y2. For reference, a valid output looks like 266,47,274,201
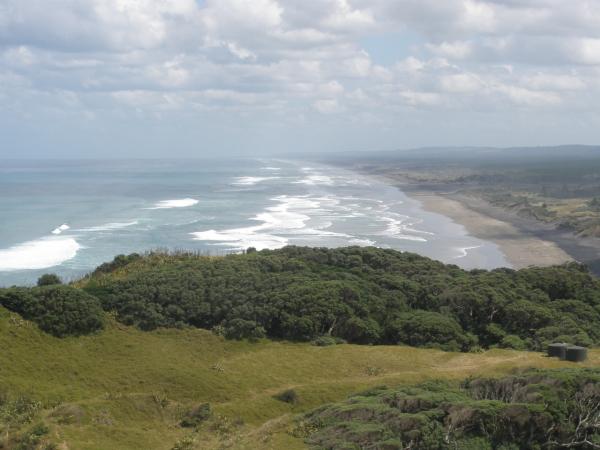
2,246,600,449
1,306,598,449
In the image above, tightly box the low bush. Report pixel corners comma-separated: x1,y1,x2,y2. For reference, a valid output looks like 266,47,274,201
171,434,196,450
0,286,104,337
274,389,298,404
223,319,266,341
92,253,141,275
499,334,527,350
311,336,346,346
36,274,62,286
180,403,211,428
301,368,600,449
387,310,477,351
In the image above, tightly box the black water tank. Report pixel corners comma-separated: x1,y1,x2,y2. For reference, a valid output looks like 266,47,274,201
547,343,568,359
565,346,587,362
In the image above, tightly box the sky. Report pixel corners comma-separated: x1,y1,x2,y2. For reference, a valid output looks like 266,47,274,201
1,0,600,158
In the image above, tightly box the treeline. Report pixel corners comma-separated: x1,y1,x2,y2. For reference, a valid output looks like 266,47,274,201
1,246,599,350
69,246,600,351
299,367,600,449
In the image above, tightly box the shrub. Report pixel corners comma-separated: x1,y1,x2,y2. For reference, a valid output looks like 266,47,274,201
0,286,104,337
572,331,593,347
303,368,600,450
484,323,507,346
36,274,62,286
211,325,226,337
12,422,49,450
338,317,381,344
29,423,49,437
312,336,346,346
180,403,211,428
311,336,337,346
455,437,493,450
0,394,41,424
171,434,196,450
274,389,298,404
388,310,475,351
500,335,527,350
223,319,266,341
92,253,141,275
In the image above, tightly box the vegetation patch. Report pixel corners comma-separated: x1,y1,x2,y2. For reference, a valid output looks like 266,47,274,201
300,368,600,449
274,389,299,405
312,336,346,346
78,246,600,351
0,285,104,337
180,403,211,428
0,300,597,449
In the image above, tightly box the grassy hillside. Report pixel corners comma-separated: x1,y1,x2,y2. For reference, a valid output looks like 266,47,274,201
0,306,598,450
2,247,600,449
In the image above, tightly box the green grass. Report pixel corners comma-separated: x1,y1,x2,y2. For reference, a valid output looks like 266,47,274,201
1,306,597,450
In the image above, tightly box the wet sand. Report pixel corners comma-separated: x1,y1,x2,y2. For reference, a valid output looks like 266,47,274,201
368,170,600,270
408,190,572,269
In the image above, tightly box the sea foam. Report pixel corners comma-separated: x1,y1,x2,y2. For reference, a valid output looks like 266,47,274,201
454,245,482,259
80,221,139,232
293,171,371,187
349,238,376,246
232,176,280,186
0,237,80,271
51,224,70,235
378,215,428,242
149,198,199,209
293,174,335,186
192,194,352,250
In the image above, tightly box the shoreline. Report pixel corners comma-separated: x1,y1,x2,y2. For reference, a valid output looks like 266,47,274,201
405,189,573,270
370,173,579,270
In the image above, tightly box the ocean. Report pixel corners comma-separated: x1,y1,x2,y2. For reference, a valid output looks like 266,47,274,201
0,158,509,286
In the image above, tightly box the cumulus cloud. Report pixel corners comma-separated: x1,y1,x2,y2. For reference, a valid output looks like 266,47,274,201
0,0,599,155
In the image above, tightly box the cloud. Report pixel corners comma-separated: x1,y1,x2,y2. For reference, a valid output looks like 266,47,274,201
313,98,342,113
426,41,473,59
0,0,201,52
440,73,482,93
1,0,599,155
496,85,562,106
521,73,585,91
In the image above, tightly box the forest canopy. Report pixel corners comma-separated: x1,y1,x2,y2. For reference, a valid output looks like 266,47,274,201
1,246,599,348
56,246,600,351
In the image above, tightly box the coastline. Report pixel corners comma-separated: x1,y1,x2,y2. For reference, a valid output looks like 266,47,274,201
371,174,575,270
406,190,573,269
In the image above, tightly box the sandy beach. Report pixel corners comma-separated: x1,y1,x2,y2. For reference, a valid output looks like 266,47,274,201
408,191,573,269
363,171,574,269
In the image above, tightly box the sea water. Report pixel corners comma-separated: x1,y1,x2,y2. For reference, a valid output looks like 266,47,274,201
0,158,508,286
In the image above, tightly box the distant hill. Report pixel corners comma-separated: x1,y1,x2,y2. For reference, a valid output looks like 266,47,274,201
320,144,600,164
